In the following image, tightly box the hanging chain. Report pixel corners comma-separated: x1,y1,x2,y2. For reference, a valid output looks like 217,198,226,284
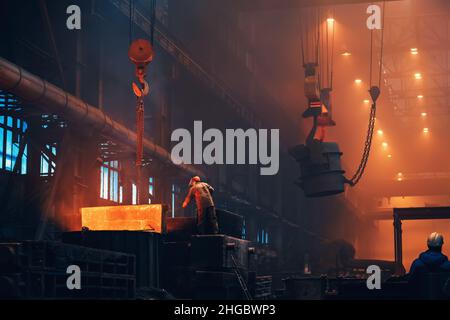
348,102,377,185
136,96,144,167
347,1,385,186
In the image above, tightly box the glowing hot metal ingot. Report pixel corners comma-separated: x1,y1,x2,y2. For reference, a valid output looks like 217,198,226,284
80,204,168,233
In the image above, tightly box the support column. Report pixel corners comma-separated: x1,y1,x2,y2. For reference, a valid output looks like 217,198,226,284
24,118,43,238
80,136,102,208
393,210,404,275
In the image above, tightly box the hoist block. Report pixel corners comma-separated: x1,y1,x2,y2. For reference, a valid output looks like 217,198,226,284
289,141,346,197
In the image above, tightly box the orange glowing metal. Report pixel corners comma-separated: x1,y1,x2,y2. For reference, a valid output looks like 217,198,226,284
81,204,167,233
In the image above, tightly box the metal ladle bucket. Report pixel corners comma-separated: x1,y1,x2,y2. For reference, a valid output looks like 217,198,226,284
289,141,346,197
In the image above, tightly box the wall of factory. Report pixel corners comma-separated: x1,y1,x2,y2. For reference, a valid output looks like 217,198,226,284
0,0,367,276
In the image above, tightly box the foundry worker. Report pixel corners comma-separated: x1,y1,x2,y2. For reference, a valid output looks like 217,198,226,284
408,232,450,285
182,176,219,235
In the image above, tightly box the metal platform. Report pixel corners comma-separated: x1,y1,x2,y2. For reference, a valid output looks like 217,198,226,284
0,241,136,299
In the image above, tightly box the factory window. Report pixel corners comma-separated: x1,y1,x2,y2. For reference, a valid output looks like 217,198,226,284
148,176,154,204
0,91,27,174
132,183,137,205
100,160,120,202
242,219,246,240
40,143,56,176
257,228,269,245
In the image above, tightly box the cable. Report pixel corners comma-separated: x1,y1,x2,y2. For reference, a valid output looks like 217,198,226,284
150,0,156,45
330,8,335,89
315,8,320,65
369,27,373,86
326,12,329,87
299,14,306,66
129,0,134,45
378,1,386,87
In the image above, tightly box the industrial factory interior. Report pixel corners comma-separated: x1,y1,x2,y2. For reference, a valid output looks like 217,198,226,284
1,0,450,305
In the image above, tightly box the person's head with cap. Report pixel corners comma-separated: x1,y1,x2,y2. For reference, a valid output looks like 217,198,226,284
427,232,444,252
189,176,201,187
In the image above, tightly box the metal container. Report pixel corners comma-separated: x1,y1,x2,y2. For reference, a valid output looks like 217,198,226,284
216,209,244,238
161,241,191,267
160,266,195,298
193,270,245,300
165,217,196,241
62,231,160,289
0,241,136,299
191,235,249,270
290,142,346,197
284,276,327,300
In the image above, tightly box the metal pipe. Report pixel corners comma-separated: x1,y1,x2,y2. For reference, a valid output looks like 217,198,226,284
0,57,204,178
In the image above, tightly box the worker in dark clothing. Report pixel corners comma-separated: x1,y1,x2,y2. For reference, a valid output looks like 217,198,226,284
182,176,219,235
408,232,450,286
